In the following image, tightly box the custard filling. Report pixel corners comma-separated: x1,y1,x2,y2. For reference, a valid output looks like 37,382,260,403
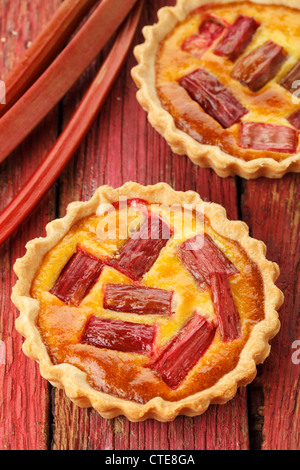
32,201,264,403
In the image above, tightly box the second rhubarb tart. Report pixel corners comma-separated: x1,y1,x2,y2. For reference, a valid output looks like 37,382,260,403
132,0,300,179
11,183,283,421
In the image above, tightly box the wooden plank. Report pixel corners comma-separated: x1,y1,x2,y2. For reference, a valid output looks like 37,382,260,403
50,0,249,450
0,0,62,450
241,175,300,450
4,0,298,451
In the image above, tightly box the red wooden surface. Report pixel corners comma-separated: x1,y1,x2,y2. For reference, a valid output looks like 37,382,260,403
0,0,299,450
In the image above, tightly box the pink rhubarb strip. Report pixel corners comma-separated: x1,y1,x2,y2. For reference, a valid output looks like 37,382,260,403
210,272,241,342
81,316,156,354
239,122,298,153
181,14,227,59
50,247,104,306
231,40,287,91
177,233,238,288
214,15,260,61
180,68,248,128
103,283,173,315
280,60,300,94
151,314,216,389
288,109,300,131
110,214,172,280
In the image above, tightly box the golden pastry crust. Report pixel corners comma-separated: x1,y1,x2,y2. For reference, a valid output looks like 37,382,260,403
131,0,300,179
12,182,283,421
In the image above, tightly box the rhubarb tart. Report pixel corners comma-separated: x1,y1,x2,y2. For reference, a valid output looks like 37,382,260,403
132,0,300,179
12,183,283,421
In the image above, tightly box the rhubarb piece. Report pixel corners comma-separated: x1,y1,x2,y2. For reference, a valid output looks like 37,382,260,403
81,316,156,354
181,14,227,59
180,68,248,128
50,247,104,306
181,35,212,59
177,233,238,288
288,109,300,131
239,122,298,153
280,60,300,94
231,40,287,91
103,284,173,315
210,273,241,342
214,15,260,61
110,214,172,280
152,314,216,389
